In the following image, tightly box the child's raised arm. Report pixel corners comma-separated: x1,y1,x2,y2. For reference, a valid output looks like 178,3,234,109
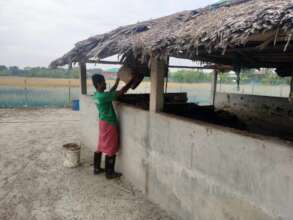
110,77,120,92
117,78,135,97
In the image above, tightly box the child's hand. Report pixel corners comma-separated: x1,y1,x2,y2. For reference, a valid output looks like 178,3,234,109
110,76,120,92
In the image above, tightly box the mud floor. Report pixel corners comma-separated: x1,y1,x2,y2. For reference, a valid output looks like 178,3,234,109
0,108,173,220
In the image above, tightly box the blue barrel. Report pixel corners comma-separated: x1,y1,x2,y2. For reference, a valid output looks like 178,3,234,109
72,100,80,111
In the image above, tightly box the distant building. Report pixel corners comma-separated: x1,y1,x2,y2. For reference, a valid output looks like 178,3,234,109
102,68,118,79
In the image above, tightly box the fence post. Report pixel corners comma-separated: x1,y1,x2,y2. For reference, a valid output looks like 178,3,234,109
68,80,71,107
289,75,293,102
24,79,28,107
211,70,218,106
219,76,222,92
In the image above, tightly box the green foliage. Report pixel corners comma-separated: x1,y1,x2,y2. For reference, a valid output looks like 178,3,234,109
9,66,21,75
218,72,234,83
0,65,8,72
0,65,103,79
170,69,290,85
239,69,290,85
258,69,290,85
169,70,212,83
0,65,9,76
0,64,290,86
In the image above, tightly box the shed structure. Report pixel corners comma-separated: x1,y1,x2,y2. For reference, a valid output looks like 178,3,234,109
51,1,293,219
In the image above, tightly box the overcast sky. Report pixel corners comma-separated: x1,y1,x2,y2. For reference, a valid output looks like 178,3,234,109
0,0,215,68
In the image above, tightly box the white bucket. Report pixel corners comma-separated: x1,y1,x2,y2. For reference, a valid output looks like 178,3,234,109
62,143,81,168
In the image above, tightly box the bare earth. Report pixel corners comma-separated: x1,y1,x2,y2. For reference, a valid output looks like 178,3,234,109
0,108,173,220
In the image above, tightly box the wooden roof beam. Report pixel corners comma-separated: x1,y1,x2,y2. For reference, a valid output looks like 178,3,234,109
86,60,220,70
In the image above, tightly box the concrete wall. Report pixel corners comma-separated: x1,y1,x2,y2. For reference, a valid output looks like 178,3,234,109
80,95,293,220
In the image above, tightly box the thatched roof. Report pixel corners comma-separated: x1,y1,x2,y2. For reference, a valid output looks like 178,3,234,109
50,0,293,69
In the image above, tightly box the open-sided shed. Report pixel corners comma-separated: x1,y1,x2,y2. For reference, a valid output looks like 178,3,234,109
51,1,293,219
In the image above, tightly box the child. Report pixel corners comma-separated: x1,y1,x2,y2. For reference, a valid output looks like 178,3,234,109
91,74,134,179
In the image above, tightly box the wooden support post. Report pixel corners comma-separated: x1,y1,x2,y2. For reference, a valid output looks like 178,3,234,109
150,56,166,112
289,73,293,103
165,57,170,93
211,70,218,106
236,70,240,91
79,62,87,95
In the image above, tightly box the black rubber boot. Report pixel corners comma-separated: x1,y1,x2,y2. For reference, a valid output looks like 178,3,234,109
105,155,122,179
94,152,105,175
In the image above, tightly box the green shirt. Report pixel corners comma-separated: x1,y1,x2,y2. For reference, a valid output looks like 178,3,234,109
92,91,118,125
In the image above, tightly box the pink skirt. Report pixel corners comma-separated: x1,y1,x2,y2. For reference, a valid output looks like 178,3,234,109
97,120,119,156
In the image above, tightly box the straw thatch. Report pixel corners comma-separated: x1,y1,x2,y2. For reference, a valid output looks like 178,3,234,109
50,0,293,69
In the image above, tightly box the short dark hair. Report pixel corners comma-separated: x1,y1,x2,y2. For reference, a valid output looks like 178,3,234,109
92,74,105,89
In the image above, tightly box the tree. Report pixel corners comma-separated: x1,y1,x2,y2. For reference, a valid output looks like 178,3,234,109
0,65,9,75
0,65,7,71
9,66,22,75
170,70,212,83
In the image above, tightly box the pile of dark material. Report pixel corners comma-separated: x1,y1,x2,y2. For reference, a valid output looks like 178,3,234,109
164,103,247,130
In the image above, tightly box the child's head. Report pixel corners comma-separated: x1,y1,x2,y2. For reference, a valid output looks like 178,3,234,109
92,74,106,92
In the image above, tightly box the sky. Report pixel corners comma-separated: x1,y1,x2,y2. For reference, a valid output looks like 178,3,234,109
0,0,215,68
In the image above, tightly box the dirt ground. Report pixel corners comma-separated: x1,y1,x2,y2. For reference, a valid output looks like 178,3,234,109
0,108,173,220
